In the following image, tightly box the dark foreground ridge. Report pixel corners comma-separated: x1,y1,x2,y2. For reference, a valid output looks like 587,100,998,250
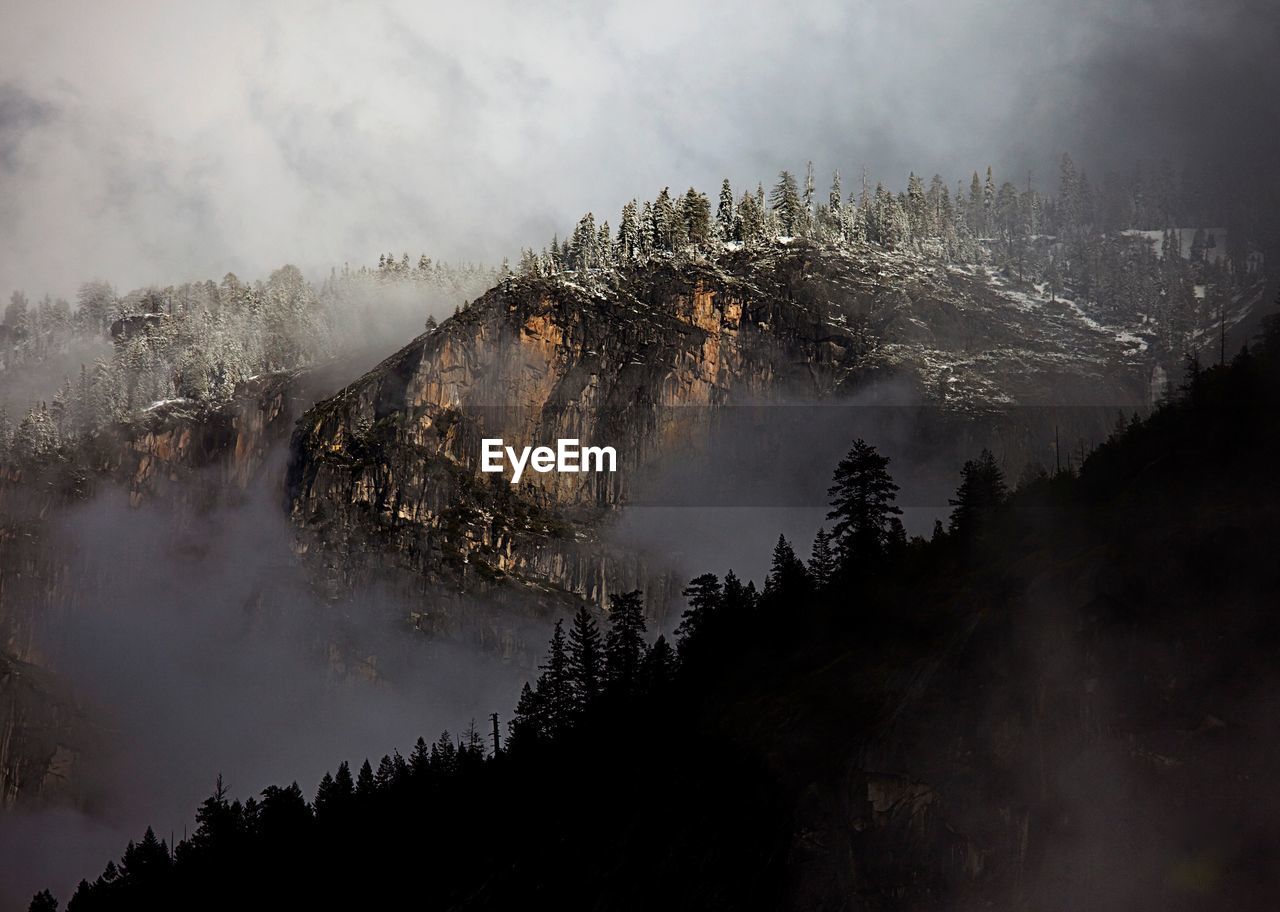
39,311,1280,911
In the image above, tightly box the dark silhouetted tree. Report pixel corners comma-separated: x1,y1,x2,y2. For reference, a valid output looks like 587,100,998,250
28,889,58,912
313,772,337,816
355,758,376,801
948,449,1008,538
568,606,603,711
642,635,678,692
721,570,755,615
605,590,647,692
535,620,574,733
763,534,809,603
827,439,902,573
408,737,430,779
431,732,458,776
258,782,311,843
507,682,543,749
808,527,837,588
677,573,722,653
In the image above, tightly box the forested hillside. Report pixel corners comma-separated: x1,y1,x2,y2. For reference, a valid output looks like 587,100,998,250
0,257,497,461
38,307,1280,912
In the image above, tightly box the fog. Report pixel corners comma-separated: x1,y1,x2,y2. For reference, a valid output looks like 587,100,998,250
0,337,112,415
0,453,529,908
2,0,1278,300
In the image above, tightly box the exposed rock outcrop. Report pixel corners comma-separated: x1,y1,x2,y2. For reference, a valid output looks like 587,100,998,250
287,243,1151,637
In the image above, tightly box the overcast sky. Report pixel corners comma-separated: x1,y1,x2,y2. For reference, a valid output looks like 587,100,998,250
1,0,1276,300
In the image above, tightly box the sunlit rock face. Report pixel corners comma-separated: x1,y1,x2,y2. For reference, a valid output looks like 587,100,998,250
287,242,1152,635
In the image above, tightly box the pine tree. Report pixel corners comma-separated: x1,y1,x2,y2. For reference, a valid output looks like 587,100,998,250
190,775,240,850
330,761,354,805
14,404,57,460
715,179,735,241
604,589,647,691
535,620,573,733
408,736,431,779
808,527,837,588
618,200,640,261
996,181,1020,244
597,221,612,267
431,731,458,775
653,188,677,252
639,201,656,257
983,166,996,237
460,719,486,768
355,758,376,800
927,174,947,236
569,213,597,271
721,569,754,614
258,781,310,843
28,889,58,912
676,573,722,653
681,188,712,249
642,635,678,691
826,439,902,572
802,161,816,233
906,172,927,242
886,516,907,555
567,605,603,711
762,534,809,602
119,827,171,882
969,171,984,235
771,171,803,237
948,449,1008,538
507,682,543,748
313,771,337,817
736,191,764,246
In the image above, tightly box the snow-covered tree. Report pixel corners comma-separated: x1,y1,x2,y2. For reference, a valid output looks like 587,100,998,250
715,179,735,242
770,170,803,237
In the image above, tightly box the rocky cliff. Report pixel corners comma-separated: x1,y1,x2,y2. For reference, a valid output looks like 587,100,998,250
287,241,1152,638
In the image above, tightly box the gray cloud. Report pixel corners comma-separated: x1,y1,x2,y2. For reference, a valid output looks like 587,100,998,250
1,0,1276,300
0,83,52,173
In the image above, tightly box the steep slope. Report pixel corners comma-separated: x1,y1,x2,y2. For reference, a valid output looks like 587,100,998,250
287,241,1151,635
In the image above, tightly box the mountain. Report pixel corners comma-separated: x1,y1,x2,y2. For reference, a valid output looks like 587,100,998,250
1,232,1268,826
286,240,1154,643
47,312,1280,912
